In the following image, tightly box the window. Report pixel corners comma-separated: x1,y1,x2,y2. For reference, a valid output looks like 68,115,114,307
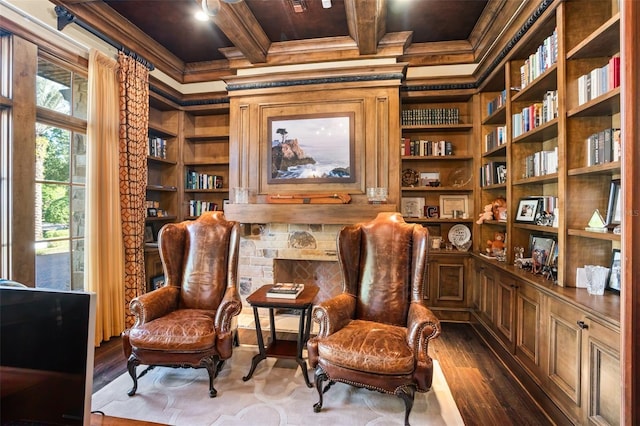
35,58,87,290
36,58,87,119
1,34,11,278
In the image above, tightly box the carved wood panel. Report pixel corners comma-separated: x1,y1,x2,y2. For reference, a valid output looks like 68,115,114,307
495,274,517,351
547,299,582,420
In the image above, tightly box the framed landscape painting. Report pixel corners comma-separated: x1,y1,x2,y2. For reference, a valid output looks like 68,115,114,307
267,112,355,184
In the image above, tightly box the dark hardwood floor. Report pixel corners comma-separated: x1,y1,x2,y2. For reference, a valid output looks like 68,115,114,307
94,322,553,425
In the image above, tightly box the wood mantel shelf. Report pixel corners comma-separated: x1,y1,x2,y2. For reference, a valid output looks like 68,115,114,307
224,203,398,224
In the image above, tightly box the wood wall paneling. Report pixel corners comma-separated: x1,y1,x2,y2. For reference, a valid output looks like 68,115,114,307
10,35,37,285
224,69,403,224
621,0,640,424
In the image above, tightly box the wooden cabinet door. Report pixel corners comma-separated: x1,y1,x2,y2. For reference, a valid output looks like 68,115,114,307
430,255,466,304
515,281,544,379
547,298,583,423
473,261,495,327
495,273,517,352
427,254,468,321
581,317,620,426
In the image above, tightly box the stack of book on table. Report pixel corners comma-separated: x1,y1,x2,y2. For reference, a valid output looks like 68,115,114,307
266,283,305,299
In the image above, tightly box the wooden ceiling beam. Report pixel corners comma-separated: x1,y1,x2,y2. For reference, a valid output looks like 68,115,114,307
213,1,270,64
344,0,386,55
51,0,186,82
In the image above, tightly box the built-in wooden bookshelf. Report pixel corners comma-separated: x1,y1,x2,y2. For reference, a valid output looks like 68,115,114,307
182,108,230,219
472,1,621,424
146,99,180,241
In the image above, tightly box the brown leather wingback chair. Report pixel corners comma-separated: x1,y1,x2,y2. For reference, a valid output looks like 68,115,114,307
121,211,241,398
307,212,441,426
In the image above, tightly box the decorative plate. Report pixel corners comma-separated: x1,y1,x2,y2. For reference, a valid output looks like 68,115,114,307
448,224,471,246
402,168,419,187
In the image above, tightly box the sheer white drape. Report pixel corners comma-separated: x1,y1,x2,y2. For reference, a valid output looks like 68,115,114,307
85,49,125,345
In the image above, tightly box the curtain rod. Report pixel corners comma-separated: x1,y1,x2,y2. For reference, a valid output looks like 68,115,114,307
54,6,154,71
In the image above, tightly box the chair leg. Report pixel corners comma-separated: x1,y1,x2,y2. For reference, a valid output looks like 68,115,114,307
201,355,220,398
313,366,329,413
396,384,416,426
126,355,141,396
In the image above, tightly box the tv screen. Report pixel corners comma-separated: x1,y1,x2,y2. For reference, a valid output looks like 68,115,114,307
0,286,96,426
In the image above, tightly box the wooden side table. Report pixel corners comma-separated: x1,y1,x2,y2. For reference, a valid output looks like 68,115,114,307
242,284,319,387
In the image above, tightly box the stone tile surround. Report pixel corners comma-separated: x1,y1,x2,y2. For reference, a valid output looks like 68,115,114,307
237,222,346,310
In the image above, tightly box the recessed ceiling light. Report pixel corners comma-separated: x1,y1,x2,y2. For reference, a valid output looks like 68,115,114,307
195,10,209,21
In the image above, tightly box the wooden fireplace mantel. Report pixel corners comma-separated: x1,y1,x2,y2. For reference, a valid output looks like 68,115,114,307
223,203,397,224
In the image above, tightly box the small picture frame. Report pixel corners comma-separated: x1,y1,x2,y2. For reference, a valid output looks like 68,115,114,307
439,194,469,218
529,235,555,261
515,197,542,223
607,249,621,293
529,235,556,274
147,207,158,217
420,172,440,186
144,224,155,243
150,274,165,290
401,197,425,218
605,179,621,227
425,205,440,218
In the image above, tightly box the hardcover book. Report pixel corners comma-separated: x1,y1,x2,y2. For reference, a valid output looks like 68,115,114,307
266,283,305,299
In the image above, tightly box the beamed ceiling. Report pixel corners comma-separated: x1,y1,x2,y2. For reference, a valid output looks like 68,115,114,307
49,0,538,87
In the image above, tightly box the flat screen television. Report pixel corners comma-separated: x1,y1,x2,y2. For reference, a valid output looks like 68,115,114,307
0,286,96,426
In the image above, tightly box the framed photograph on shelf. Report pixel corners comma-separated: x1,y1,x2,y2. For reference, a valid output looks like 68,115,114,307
401,197,425,218
605,179,621,227
438,194,469,218
607,249,621,293
420,172,440,187
144,224,155,243
150,274,165,290
515,197,542,223
529,235,555,274
529,235,555,264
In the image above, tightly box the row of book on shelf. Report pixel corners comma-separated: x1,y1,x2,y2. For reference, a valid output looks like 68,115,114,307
537,195,558,215
487,90,507,116
586,128,621,166
512,90,558,138
266,283,305,299
520,28,558,90
148,136,167,159
480,161,507,187
185,170,224,190
522,147,558,178
401,108,460,126
401,138,454,157
188,200,219,217
484,126,507,152
577,56,620,106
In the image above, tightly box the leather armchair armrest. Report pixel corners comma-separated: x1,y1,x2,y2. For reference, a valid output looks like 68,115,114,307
312,292,356,338
129,286,180,326
406,302,441,359
215,285,242,334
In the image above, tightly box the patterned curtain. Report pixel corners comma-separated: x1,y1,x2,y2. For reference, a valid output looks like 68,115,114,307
117,52,149,327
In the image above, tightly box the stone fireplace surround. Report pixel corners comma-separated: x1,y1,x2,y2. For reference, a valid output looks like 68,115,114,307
237,222,344,310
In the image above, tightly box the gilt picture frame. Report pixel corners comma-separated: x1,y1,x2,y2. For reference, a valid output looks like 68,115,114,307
267,112,355,184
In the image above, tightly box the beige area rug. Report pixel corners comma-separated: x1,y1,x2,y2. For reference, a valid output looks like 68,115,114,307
92,345,463,426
